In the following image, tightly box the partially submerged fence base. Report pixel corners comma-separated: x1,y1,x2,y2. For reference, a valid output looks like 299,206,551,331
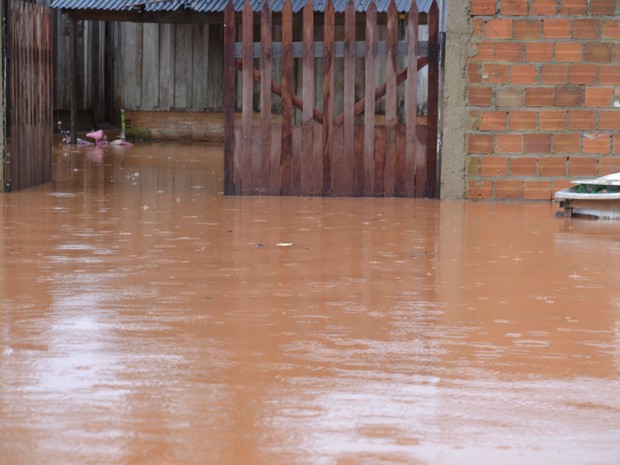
223,0,440,198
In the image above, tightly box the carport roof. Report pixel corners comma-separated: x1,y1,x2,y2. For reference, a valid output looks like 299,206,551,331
51,0,434,13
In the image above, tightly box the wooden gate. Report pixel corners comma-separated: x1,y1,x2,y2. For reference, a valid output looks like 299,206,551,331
8,1,53,191
223,0,439,197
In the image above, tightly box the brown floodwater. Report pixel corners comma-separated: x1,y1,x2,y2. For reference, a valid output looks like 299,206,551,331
1,142,619,465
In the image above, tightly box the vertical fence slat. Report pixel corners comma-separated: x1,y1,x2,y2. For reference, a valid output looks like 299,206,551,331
241,0,254,194
260,1,274,194
343,0,356,196
223,1,236,194
383,0,398,197
280,0,293,195
407,0,420,197
301,0,315,195
321,0,335,196
426,0,439,198
364,1,377,196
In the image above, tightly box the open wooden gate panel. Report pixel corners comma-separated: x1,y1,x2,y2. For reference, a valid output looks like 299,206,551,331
223,0,439,197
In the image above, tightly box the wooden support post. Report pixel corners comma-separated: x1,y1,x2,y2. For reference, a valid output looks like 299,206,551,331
69,15,77,144
223,1,235,195
426,0,439,198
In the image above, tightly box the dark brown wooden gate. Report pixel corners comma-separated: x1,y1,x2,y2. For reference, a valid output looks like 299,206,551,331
223,0,439,197
8,1,53,191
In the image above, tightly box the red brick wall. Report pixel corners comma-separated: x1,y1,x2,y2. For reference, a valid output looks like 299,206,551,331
466,0,620,200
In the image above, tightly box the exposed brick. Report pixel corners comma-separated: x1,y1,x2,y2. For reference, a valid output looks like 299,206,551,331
599,111,620,130
555,86,584,107
471,42,495,62
468,180,494,199
468,86,494,106
540,64,568,84
583,134,612,154
481,64,511,83
602,20,620,39
543,19,571,39
509,111,537,130
568,110,596,130
511,64,538,84
485,19,513,39
470,110,481,130
585,87,613,107
599,156,620,175
524,134,552,153
514,20,543,39
496,87,524,107
572,19,600,39
481,156,510,176
539,111,567,130
569,157,598,176
495,180,524,199
496,134,523,153
524,180,553,200
480,111,508,130
525,43,554,62
495,43,524,62
470,0,497,15
472,19,485,38
525,87,554,106
589,0,618,15
467,156,481,176
554,134,581,153
615,134,620,152
501,0,528,15
468,134,494,154
553,179,574,191
561,0,588,15
584,43,613,63
539,157,567,176
568,64,598,85
555,42,583,62
468,63,482,83
599,66,620,85
529,0,559,15
510,157,538,176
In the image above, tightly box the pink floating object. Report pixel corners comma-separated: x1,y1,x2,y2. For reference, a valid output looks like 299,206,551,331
86,129,104,143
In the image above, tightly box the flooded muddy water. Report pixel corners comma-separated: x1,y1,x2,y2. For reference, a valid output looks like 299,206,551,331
1,142,619,465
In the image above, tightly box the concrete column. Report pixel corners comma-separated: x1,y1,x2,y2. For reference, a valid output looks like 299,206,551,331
439,0,472,199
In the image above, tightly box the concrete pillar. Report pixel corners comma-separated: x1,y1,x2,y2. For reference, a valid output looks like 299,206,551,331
439,0,471,199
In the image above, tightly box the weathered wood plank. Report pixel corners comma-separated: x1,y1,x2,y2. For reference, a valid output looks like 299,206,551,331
159,24,174,110
120,22,142,109
141,23,160,110
405,1,421,197
280,0,293,195
426,0,440,198
260,1,273,194
373,126,386,196
322,0,335,196
174,24,193,109
207,25,224,111
301,0,314,195
241,0,254,194
223,1,236,194
191,24,208,110
384,0,398,197
363,1,377,196
342,0,355,196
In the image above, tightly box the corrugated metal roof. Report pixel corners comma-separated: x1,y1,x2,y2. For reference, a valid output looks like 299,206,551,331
51,0,434,13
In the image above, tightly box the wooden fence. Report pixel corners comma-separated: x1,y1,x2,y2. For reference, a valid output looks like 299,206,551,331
223,0,439,197
8,1,53,191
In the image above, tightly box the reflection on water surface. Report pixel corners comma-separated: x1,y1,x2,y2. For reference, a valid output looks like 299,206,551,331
1,143,619,465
